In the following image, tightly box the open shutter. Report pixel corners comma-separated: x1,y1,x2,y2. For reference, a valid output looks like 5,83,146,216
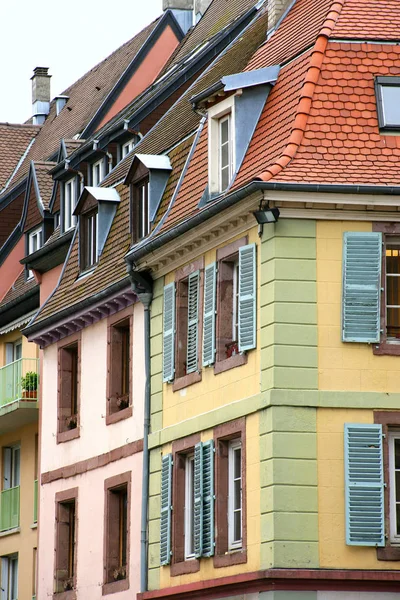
162,283,175,383
342,232,382,343
194,442,203,558
201,440,215,557
186,271,200,374
344,423,385,546
239,244,257,352
160,454,173,565
202,263,217,367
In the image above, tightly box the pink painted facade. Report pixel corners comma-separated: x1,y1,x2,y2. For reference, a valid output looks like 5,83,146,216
39,264,63,304
38,302,145,599
0,237,24,300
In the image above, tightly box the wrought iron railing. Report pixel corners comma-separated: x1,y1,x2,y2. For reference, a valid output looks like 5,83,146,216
0,486,20,531
0,358,39,406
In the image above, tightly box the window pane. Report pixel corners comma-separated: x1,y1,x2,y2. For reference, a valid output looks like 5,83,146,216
234,447,241,479
221,166,229,191
386,246,400,338
221,143,229,169
396,469,400,499
397,503,400,536
220,118,229,144
382,86,400,126
234,510,241,542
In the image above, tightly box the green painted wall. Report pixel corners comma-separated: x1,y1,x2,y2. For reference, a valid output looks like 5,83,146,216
259,405,319,569
261,219,318,391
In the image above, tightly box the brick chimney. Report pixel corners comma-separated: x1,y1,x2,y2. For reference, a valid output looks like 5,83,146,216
268,0,293,30
31,67,51,125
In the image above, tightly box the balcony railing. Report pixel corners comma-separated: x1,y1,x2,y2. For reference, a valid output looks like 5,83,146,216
33,479,38,524
0,486,20,531
0,358,39,407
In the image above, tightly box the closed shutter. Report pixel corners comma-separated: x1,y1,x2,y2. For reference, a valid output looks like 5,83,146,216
186,271,200,374
160,454,173,565
342,232,382,343
194,442,203,558
162,283,175,383
201,440,215,557
202,263,217,367
239,244,257,351
344,423,385,546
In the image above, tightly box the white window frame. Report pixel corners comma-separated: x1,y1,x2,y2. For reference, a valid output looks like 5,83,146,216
389,432,400,543
1,555,18,600
184,454,195,560
121,140,134,158
208,95,235,195
27,227,42,279
91,158,104,186
218,114,233,193
228,439,242,550
63,177,76,232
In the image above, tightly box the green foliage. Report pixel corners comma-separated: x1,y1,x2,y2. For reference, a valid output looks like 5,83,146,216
21,371,38,391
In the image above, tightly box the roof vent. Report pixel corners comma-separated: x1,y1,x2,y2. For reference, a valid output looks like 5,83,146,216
55,96,69,115
31,67,51,125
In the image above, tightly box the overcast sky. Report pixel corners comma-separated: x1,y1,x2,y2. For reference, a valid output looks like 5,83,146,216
1,0,163,124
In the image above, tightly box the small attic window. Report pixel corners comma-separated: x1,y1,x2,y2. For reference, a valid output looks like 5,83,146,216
80,209,98,271
376,77,400,131
208,95,235,195
131,178,150,244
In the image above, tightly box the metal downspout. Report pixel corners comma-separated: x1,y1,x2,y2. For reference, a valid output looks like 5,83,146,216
128,268,153,593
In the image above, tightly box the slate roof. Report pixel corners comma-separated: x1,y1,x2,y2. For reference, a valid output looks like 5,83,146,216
0,123,40,192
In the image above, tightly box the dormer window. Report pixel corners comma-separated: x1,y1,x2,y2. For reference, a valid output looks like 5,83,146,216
121,140,134,158
62,176,77,233
27,226,42,279
131,178,150,243
376,77,400,131
91,158,105,186
219,114,233,192
80,209,98,271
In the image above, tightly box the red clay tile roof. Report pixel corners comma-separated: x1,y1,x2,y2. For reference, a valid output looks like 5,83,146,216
33,161,57,210
332,0,400,40
0,123,40,192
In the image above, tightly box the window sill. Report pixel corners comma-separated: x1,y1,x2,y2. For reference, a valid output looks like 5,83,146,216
214,353,247,375
102,577,129,595
377,545,400,560
53,590,76,600
75,266,96,283
0,527,20,538
106,405,132,426
373,341,400,356
213,548,247,568
170,558,200,577
57,427,80,444
172,371,202,392
31,522,37,529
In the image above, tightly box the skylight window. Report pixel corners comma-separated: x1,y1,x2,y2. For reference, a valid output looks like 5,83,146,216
376,77,400,131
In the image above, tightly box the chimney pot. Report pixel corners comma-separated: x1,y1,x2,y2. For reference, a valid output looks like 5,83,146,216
31,66,51,125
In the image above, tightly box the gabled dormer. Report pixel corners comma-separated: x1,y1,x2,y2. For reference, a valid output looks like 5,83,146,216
124,154,172,244
73,187,120,273
191,65,280,199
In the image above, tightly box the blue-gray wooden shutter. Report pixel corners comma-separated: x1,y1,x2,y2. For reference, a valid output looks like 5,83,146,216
160,453,173,565
194,442,203,558
239,243,257,351
342,232,382,343
344,423,385,547
186,271,200,374
162,283,175,382
201,439,215,557
202,263,217,367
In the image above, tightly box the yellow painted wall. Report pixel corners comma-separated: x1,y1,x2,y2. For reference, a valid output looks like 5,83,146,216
317,407,399,569
163,228,260,429
160,412,260,587
317,220,400,392
0,333,38,368
0,421,38,598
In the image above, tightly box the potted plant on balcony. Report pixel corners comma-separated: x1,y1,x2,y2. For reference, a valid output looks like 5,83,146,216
21,371,38,399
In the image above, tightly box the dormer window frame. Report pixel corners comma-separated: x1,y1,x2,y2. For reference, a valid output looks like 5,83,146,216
80,208,98,273
376,76,400,132
121,139,135,159
208,95,236,195
26,225,43,279
90,157,105,187
131,176,150,244
62,175,78,233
